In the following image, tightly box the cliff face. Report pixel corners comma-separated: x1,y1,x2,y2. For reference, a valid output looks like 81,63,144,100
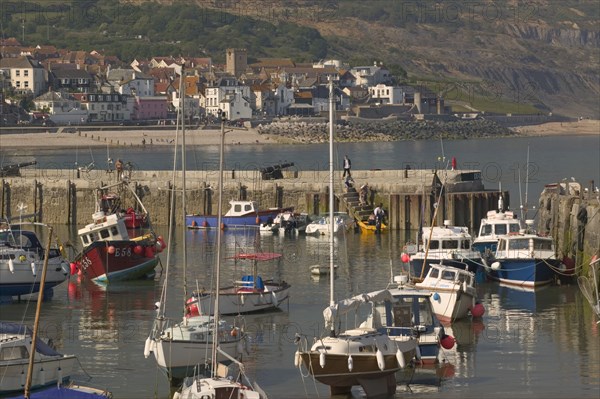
208,0,600,118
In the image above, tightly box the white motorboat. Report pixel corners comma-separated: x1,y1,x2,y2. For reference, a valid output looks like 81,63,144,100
0,221,69,301
472,196,522,254
0,322,77,394
415,263,484,324
409,220,482,280
304,212,355,235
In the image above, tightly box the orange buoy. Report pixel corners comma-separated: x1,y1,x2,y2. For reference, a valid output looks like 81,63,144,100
202,220,208,227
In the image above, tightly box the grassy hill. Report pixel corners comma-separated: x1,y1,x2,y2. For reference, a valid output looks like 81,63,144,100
3,0,598,118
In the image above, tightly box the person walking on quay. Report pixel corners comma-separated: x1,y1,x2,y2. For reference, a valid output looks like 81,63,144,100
343,155,352,178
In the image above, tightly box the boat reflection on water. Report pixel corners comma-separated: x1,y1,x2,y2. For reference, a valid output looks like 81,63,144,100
395,318,484,390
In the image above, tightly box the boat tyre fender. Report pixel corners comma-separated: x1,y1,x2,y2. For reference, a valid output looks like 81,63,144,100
200,395,210,399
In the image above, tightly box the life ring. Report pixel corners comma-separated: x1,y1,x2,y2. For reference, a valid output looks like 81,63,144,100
200,395,211,399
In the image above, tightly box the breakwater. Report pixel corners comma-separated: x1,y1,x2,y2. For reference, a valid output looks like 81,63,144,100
538,181,600,276
256,118,514,143
1,168,504,234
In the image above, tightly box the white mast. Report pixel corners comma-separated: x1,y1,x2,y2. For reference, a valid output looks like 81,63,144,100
328,80,335,335
211,109,226,377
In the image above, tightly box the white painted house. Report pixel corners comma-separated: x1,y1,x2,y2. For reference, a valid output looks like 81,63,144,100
106,68,155,97
205,77,252,121
32,91,88,125
0,56,46,96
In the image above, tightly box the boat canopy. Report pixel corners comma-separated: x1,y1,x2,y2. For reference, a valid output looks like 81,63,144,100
0,321,63,357
323,290,393,326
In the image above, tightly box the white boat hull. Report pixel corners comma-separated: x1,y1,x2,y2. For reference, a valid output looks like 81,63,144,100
195,284,290,315
0,355,76,394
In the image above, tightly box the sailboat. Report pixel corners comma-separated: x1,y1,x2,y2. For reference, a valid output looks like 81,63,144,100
145,71,246,382
176,112,265,398
294,81,415,398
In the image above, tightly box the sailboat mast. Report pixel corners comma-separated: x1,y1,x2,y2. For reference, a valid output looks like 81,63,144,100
24,227,53,399
180,66,189,307
211,110,226,377
328,80,335,309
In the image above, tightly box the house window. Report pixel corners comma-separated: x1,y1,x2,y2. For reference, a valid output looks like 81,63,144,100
15,70,20,76
24,70,29,77
24,81,29,88
15,81,20,87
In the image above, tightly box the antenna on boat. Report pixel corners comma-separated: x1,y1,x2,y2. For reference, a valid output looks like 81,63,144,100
498,181,503,212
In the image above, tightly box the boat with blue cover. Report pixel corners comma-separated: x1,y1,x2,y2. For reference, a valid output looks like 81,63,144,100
186,200,292,229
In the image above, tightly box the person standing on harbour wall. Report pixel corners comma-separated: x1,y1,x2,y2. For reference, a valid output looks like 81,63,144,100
343,155,351,178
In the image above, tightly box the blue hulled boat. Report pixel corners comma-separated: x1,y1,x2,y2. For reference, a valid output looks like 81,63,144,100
483,233,564,287
186,200,292,229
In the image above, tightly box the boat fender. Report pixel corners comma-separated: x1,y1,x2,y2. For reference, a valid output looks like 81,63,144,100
57,366,63,386
255,216,260,224
240,295,245,305
432,292,441,301
271,291,279,307
200,395,210,399
396,348,406,368
19,255,26,262
172,393,181,399
347,355,354,371
376,348,385,371
319,351,326,368
30,262,36,276
60,262,69,276
144,337,152,358
8,258,14,273
294,350,301,367
462,281,468,293
491,261,501,270
20,370,25,387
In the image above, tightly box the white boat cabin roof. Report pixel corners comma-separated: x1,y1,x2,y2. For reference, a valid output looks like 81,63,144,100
224,200,259,217
496,234,555,258
478,210,522,237
417,264,475,288
78,211,130,247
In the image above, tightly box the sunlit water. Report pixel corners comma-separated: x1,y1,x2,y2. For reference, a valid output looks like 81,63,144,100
2,227,598,399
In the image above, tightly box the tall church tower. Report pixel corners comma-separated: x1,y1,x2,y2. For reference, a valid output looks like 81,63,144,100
226,48,247,78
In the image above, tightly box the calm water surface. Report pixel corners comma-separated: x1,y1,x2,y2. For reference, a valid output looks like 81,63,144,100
1,134,598,203
2,227,599,399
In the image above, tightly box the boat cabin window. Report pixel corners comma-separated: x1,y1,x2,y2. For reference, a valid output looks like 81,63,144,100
457,273,470,285
358,345,376,353
234,204,242,213
509,224,520,233
429,268,440,279
82,235,89,245
442,240,459,249
100,229,110,239
392,301,413,327
244,204,252,212
461,240,471,249
481,225,492,236
0,345,29,361
508,239,529,250
110,226,119,236
533,239,552,251
417,298,433,325
428,240,439,250
495,224,507,235
442,270,455,281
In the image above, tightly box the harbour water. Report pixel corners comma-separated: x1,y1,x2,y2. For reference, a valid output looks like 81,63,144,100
1,227,598,398
1,134,599,398
2,134,598,204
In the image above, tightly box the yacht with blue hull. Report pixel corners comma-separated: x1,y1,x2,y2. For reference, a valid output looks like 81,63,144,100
483,233,564,287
